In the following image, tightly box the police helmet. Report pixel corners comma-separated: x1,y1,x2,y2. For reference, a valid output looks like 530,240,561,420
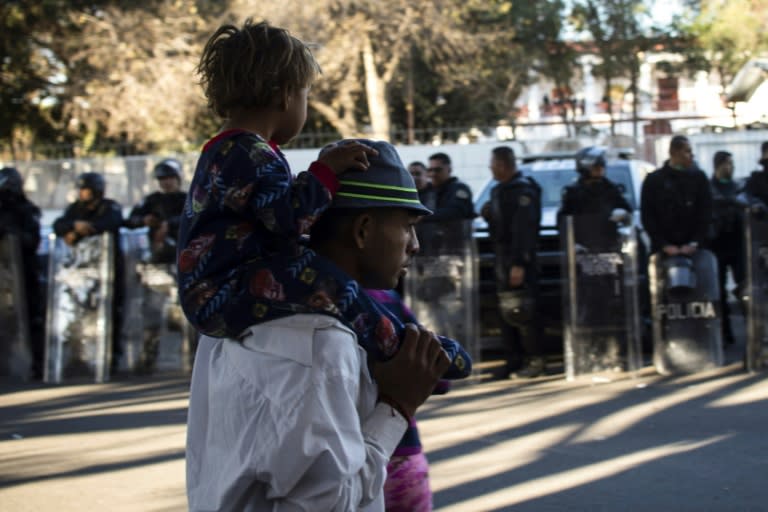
0,167,23,195
153,158,183,180
76,172,106,196
575,146,607,175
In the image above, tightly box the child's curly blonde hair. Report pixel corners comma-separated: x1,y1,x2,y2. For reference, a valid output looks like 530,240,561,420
197,19,320,119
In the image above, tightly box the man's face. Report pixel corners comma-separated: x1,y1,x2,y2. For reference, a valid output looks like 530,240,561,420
588,164,606,179
718,156,734,179
409,164,429,190
358,209,420,290
78,187,95,203
670,140,694,169
158,175,181,193
490,155,515,182
427,159,451,187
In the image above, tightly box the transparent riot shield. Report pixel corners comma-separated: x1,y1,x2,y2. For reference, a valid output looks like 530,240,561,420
744,209,768,372
117,226,194,375
118,227,150,371
649,249,723,375
0,234,32,379
44,233,115,383
135,263,195,374
404,220,480,366
561,215,642,381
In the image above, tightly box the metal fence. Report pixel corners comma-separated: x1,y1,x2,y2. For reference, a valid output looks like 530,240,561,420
5,128,768,224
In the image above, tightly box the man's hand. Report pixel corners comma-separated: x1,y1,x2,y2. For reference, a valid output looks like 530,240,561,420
480,202,491,221
143,213,161,228
373,324,451,420
73,221,95,237
152,221,169,246
63,232,78,246
662,244,681,256
317,141,378,175
680,243,697,255
509,265,525,288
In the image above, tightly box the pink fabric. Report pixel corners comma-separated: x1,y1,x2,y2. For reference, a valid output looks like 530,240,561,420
384,453,433,512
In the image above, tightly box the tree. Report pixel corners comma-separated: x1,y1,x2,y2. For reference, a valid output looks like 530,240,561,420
283,0,476,140
572,0,655,137
686,0,768,94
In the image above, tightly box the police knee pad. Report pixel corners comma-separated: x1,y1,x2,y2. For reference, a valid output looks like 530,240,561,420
664,255,697,291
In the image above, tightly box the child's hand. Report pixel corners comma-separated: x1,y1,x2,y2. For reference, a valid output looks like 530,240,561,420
317,141,379,175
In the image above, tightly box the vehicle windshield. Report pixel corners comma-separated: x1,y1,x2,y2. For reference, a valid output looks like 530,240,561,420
474,163,636,214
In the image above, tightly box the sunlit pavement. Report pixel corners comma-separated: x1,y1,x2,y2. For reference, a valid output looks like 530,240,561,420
1,346,766,512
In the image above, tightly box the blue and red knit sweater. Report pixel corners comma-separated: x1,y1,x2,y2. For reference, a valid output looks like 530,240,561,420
176,130,471,377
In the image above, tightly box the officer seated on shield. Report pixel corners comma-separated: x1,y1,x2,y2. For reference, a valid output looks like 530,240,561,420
0,167,45,379
125,158,187,264
557,146,633,251
640,135,712,259
53,172,125,371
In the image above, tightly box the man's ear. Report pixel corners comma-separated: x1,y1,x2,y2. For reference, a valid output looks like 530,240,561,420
351,212,374,249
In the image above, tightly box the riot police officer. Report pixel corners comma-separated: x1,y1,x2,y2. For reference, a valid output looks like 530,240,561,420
710,151,745,345
641,135,712,257
423,152,474,222
481,146,543,378
53,173,123,246
53,172,125,371
125,158,187,263
558,146,632,236
0,167,44,379
743,140,768,209
408,160,436,211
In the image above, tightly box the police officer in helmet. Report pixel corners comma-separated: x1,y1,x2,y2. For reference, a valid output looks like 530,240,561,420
53,172,125,371
125,158,187,263
0,167,45,379
54,172,123,246
481,146,543,378
559,146,632,224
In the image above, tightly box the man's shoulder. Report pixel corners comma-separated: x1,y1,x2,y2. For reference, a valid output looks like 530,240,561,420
239,314,358,368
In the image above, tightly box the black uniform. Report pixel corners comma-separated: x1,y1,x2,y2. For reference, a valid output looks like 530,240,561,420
710,177,745,344
485,173,542,368
53,197,125,367
0,191,44,378
417,177,474,255
558,176,632,251
640,162,712,254
421,177,474,222
125,190,187,263
744,169,768,208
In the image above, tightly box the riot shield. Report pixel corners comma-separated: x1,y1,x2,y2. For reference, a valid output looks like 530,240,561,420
744,209,768,372
44,233,115,383
0,234,32,379
118,227,150,371
118,227,193,374
134,263,195,374
404,220,480,366
649,249,723,375
561,215,642,381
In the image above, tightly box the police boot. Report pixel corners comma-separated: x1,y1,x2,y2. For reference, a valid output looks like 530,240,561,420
510,357,545,379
